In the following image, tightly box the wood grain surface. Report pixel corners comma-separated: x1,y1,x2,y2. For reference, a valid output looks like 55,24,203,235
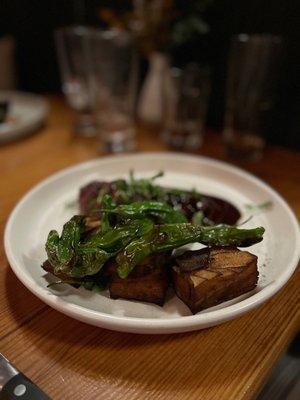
0,96,299,400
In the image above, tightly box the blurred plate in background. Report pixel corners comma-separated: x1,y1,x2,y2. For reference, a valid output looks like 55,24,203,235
0,91,49,143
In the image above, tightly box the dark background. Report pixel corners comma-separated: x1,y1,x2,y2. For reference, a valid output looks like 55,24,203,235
1,0,299,149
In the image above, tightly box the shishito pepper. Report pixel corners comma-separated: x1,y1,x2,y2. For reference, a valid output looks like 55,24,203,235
116,224,265,278
46,214,264,281
45,216,154,278
100,198,187,224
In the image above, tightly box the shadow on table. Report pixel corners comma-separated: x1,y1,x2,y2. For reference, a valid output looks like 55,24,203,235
5,265,251,396
3,265,47,326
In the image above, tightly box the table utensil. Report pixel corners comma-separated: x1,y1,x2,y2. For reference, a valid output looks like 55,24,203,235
0,353,50,399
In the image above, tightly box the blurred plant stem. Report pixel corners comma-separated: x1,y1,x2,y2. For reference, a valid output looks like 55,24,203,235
97,1,214,61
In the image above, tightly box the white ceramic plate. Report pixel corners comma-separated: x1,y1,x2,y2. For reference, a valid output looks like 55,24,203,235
4,153,300,334
0,91,49,143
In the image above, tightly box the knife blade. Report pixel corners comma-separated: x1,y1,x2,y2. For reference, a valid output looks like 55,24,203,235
0,354,51,399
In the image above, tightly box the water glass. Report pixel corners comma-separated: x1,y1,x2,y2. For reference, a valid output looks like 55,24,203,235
224,34,282,160
161,63,210,151
88,30,138,153
55,26,97,137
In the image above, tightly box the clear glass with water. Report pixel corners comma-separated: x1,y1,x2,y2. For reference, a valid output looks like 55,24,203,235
224,34,282,159
161,63,210,151
88,30,138,153
55,26,97,137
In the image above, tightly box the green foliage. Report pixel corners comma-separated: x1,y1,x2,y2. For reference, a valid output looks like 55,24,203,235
245,201,273,212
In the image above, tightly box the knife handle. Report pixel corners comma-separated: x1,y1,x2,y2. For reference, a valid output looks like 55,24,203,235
0,373,51,400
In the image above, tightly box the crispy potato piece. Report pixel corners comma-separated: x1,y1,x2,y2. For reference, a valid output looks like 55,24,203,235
172,247,258,314
106,253,170,306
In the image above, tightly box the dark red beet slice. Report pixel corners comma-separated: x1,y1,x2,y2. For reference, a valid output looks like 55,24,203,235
79,181,241,225
79,181,108,214
200,195,241,225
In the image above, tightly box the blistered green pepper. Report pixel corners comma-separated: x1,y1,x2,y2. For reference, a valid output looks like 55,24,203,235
116,223,265,278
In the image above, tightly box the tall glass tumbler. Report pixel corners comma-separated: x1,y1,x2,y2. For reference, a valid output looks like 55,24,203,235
224,34,282,159
88,30,138,153
161,63,210,151
55,26,97,137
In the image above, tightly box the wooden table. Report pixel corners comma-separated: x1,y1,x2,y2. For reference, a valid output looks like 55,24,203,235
0,97,299,400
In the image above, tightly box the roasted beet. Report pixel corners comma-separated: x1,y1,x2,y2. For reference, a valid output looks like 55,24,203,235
166,193,240,225
79,181,104,214
79,180,241,225
200,195,241,225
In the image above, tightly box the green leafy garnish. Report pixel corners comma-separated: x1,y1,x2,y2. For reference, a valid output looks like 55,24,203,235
245,201,273,212
192,211,204,225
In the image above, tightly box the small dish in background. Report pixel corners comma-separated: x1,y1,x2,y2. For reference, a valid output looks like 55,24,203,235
0,100,9,123
0,91,49,143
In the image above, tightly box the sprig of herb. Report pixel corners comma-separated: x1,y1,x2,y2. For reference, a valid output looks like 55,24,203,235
245,201,273,212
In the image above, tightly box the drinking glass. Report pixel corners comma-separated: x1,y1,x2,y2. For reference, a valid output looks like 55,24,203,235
161,63,210,151
88,30,138,153
224,34,282,160
55,26,97,137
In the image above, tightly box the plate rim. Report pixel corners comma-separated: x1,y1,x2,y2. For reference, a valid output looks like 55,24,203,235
4,152,300,332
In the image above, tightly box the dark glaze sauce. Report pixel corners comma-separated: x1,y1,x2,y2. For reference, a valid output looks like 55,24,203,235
79,181,241,225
